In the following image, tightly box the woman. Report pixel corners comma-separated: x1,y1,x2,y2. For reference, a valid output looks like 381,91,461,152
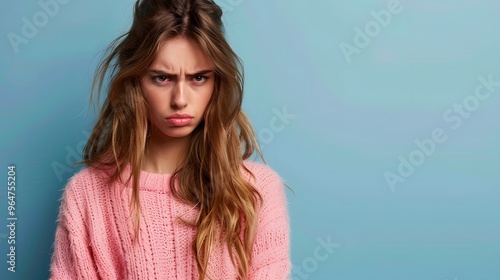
49,0,291,279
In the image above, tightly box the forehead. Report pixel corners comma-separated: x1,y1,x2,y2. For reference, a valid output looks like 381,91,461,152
150,36,212,71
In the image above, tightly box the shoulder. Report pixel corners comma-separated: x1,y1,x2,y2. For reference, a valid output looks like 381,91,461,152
242,160,281,184
241,160,286,200
63,166,112,194
59,165,115,211
242,161,290,233
57,165,119,224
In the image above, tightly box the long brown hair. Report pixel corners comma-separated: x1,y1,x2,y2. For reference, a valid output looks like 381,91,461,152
80,0,263,279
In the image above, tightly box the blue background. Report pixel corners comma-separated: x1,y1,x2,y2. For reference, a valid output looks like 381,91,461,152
1,0,500,279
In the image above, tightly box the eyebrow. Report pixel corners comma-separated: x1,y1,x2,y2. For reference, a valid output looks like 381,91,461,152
147,69,214,77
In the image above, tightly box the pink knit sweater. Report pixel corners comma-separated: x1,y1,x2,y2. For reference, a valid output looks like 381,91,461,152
50,161,291,279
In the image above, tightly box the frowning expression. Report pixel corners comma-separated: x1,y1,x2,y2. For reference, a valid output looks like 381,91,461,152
141,36,214,141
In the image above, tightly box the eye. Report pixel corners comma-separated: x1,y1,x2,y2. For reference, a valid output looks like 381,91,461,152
152,75,170,83
193,75,208,83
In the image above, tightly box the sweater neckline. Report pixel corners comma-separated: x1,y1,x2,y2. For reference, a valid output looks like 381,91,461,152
121,163,173,193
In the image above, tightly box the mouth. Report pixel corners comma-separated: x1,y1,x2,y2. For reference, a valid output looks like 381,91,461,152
165,116,194,126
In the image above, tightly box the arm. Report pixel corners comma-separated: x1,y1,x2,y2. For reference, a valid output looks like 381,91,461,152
248,167,292,280
49,179,100,280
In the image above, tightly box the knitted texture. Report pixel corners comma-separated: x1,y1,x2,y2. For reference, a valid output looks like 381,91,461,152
49,161,291,279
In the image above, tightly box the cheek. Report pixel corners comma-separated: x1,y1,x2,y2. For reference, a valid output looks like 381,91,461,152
203,83,215,106
142,90,161,119
142,82,157,101
201,91,213,110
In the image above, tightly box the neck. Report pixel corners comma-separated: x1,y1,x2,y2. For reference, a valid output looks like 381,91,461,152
142,132,190,174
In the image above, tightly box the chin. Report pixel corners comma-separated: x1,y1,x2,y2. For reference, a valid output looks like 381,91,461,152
162,127,197,139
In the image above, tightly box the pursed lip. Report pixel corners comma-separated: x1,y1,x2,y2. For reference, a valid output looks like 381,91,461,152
165,113,194,126
166,113,193,119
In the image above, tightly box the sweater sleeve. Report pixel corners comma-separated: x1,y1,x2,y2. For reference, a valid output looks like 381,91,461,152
49,177,100,280
248,165,292,279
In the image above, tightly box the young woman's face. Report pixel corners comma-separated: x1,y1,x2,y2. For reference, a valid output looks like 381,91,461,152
141,36,215,141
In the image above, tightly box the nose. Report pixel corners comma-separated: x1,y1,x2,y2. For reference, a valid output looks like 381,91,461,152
171,81,187,109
